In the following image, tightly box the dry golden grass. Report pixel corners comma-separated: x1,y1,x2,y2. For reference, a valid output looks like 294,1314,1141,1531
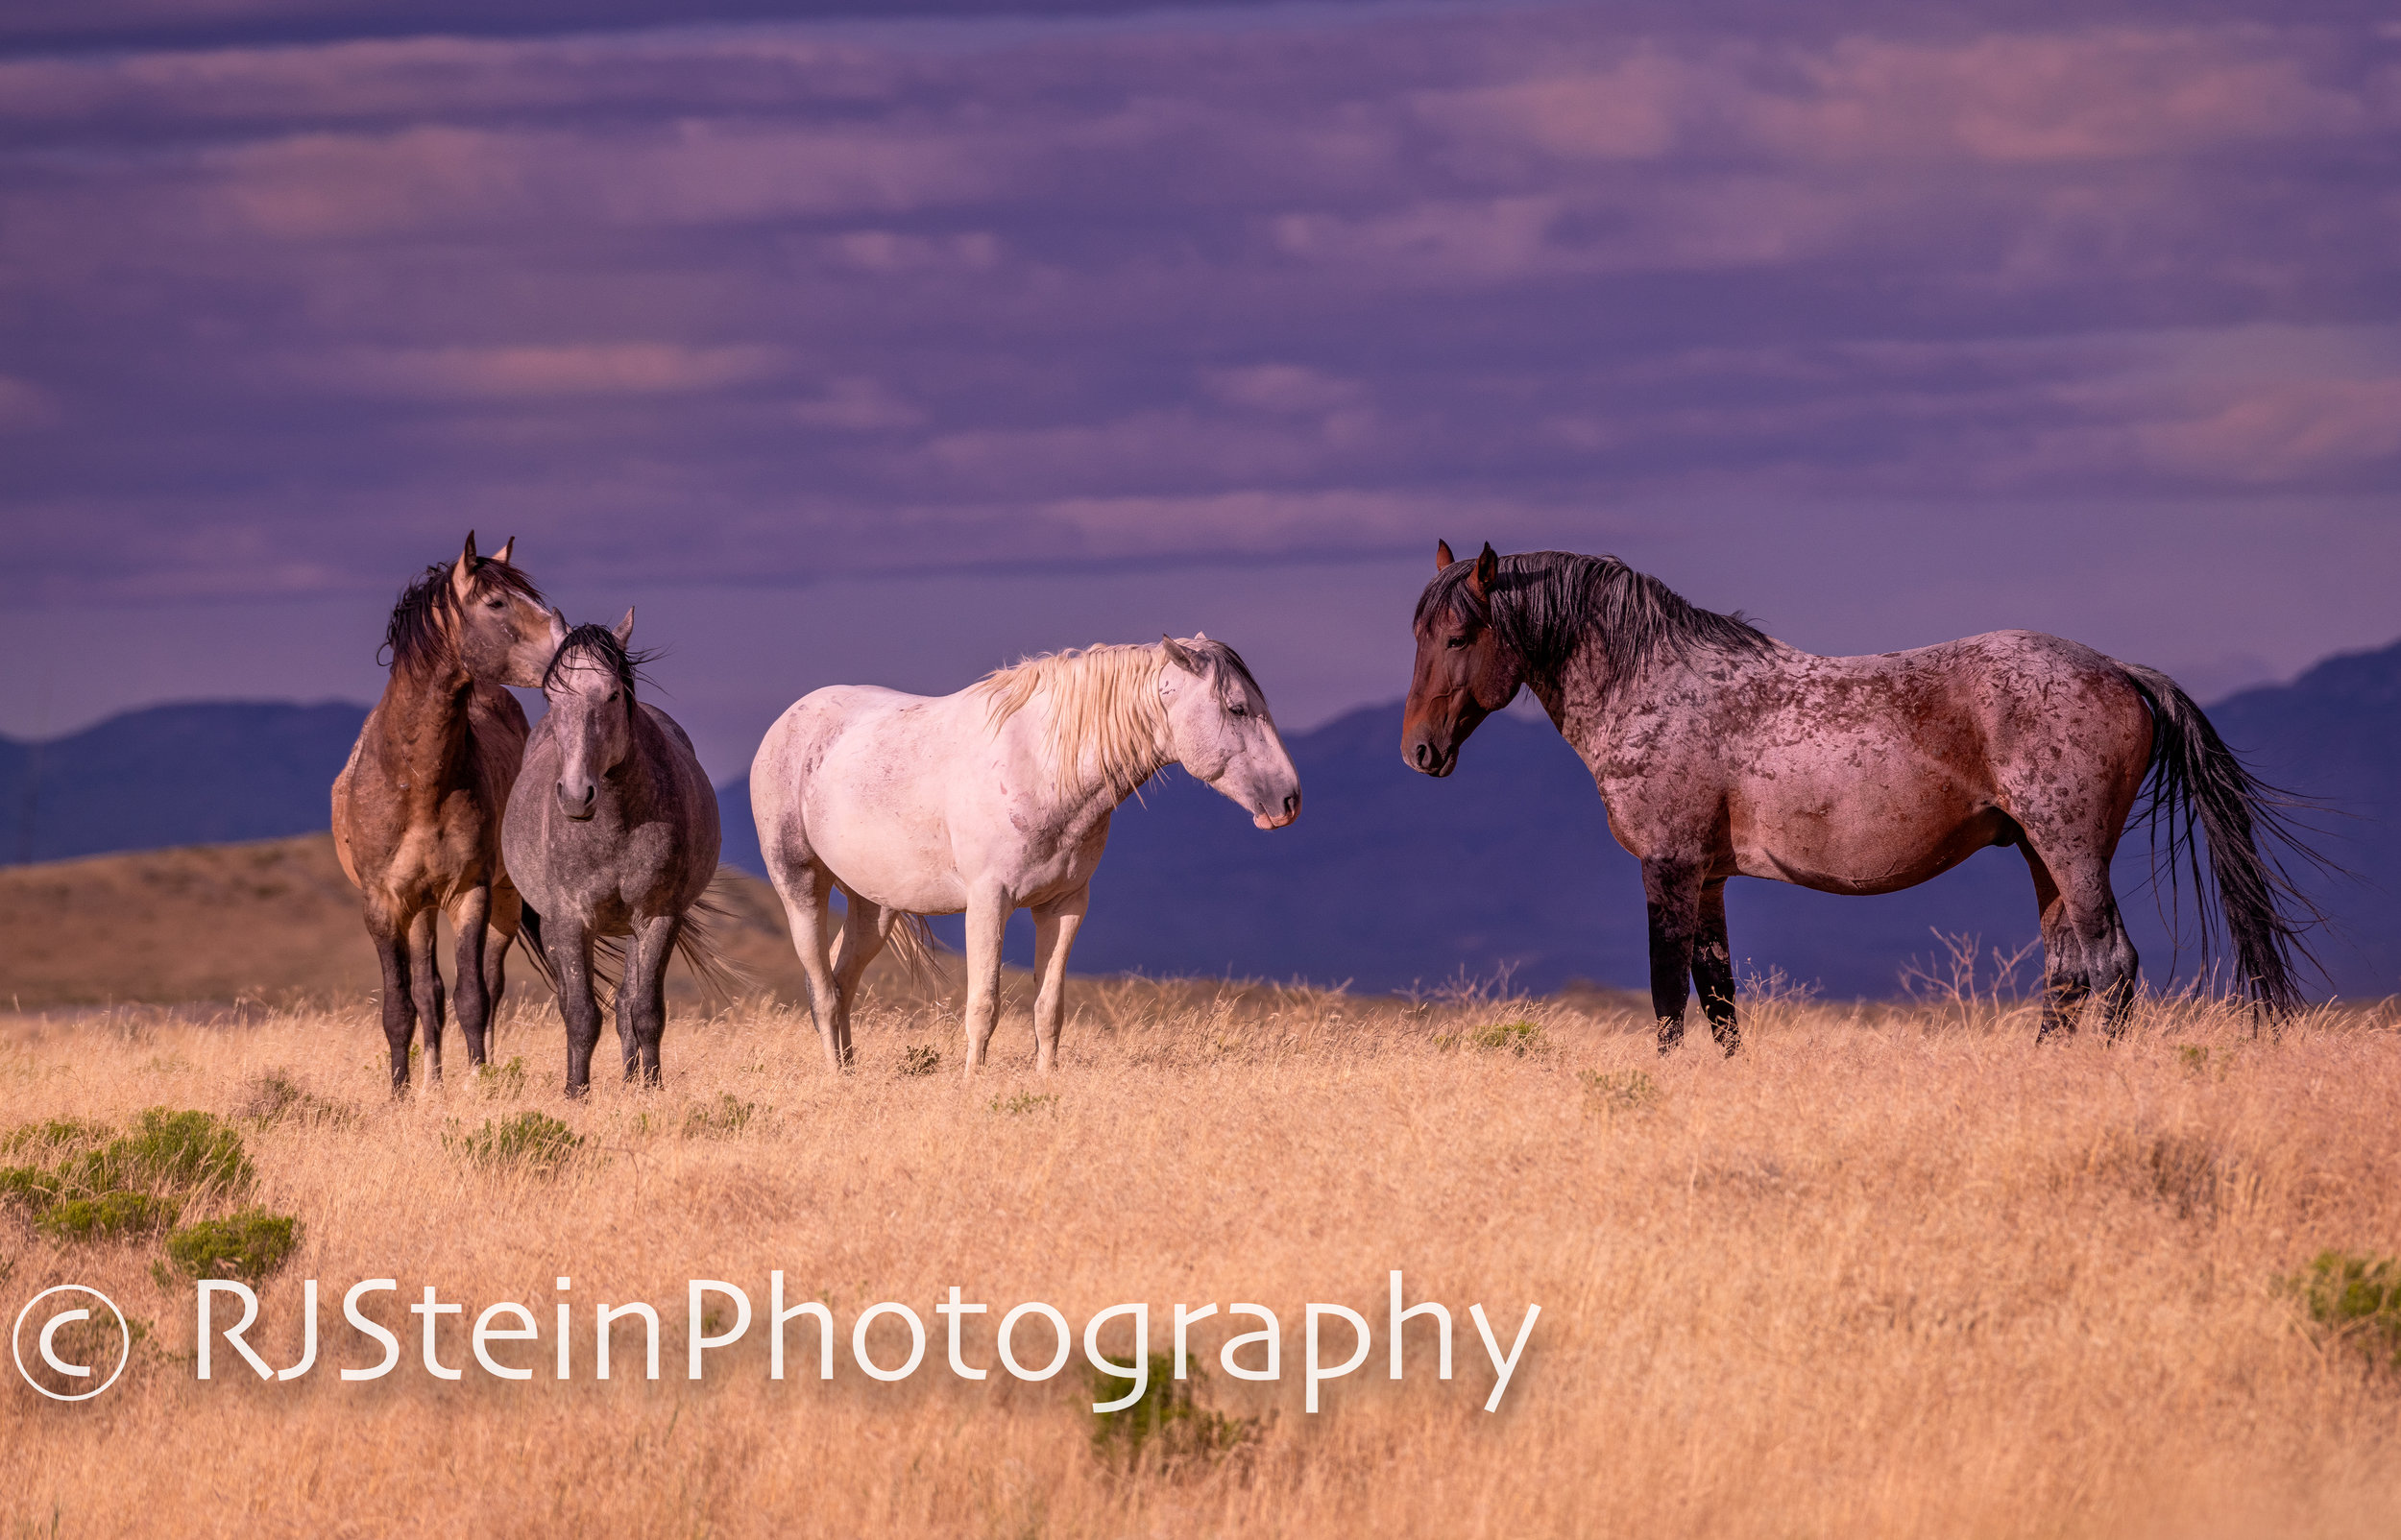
3,975,2399,1539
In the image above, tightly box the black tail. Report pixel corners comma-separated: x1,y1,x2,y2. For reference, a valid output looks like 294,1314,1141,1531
499,886,750,1006
515,901,556,991
2119,662,2331,1021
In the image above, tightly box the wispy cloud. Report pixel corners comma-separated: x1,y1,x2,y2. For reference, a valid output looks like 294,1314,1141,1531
0,4,2394,607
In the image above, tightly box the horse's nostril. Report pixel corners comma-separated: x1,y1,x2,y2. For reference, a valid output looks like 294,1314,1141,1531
1413,742,1431,770
1283,792,1300,817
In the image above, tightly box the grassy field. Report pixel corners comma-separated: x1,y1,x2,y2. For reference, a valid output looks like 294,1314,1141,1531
3,967,2399,1539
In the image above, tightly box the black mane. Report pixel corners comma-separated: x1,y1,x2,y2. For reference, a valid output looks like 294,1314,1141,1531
544,622,652,697
1416,550,1772,686
381,557,544,671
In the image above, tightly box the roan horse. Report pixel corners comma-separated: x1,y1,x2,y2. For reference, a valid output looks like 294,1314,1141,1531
332,534,558,1091
752,636,1302,1075
502,612,730,1095
1403,542,2322,1051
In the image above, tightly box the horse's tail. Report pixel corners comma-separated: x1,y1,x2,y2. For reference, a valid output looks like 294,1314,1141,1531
497,883,752,1007
672,873,756,1004
2116,662,2330,1022
878,909,945,991
514,899,557,991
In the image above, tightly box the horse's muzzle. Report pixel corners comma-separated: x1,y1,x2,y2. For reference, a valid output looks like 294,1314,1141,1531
1252,790,1302,830
557,782,598,821
1405,738,1457,778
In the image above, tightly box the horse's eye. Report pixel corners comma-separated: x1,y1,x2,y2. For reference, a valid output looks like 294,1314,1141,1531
1444,635,1468,650
1228,703,1248,718
607,691,618,703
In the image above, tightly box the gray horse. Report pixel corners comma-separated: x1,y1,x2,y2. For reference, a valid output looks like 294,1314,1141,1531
503,610,730,1095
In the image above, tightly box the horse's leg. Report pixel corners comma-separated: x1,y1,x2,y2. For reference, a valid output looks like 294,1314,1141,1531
2081,879,2141,1041
370,902,419,1094
552,919,603,1097
1029,888,1088,1074
451,885,494,1071
771,865,844,1072
1643,856,1705,1054
830,889,889,1069
960,886,1008,1076
2022,845,2086,1043
618,914,679,1088
1691,878,1739,1056
483,880,522,1029
407,907,447,1083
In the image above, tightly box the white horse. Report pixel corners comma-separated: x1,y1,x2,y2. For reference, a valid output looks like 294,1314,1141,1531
750,635,1302,1074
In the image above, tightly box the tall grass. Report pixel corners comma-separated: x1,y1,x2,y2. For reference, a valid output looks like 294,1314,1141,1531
2,977,2398,1538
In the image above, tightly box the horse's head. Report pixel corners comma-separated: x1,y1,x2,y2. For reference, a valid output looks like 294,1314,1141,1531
447,531,556,688
1403,540,1522,777
540,608,640,822
1158,634,1301,830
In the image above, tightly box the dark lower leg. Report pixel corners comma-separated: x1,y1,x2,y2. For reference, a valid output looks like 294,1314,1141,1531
555,928,602,1096
2024,847,2085,1045
453,889,493,1069
1644,858,1704,1055
1692,879,1739,1055
375,926,418,1094
407,911,446,1081
619,917,678,1087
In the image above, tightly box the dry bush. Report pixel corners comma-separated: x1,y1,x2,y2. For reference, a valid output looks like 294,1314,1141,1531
0,980,2397,1538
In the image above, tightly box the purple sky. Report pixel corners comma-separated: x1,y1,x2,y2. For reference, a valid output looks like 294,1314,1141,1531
2,0,2396,780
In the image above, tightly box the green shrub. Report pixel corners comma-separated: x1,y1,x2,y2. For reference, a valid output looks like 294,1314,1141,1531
1579,1068,1660,1118
0,1164,65,1214
37,1191,181,1242
897,1044,942,1078
2290,1251,2401,1370
62,1108,253,1198
0,1118,113,1158
682,1094,759,1139
167,1209,303,1281
989,1092,1057,1117
448,1112,583,1173
1438,1022,1548,1056
1088,1354,1260,1473
476,1057,527,1100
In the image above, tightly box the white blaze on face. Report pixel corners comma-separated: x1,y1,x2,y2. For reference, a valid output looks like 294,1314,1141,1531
1159,638,1302,830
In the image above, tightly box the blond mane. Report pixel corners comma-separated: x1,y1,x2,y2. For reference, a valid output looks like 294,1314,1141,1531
976,643,1174,803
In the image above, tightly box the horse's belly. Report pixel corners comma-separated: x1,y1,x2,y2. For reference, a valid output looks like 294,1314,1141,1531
1734,792,2011,896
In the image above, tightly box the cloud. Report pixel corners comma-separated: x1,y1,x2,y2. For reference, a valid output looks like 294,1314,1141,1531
0,4,2395,611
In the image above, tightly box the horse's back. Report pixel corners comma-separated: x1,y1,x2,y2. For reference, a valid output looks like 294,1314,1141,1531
751,683,986,910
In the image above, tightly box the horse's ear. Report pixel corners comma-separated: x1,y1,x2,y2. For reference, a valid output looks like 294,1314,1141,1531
546,606,570,651
492,536,515,566
1436,539,1455,571
450,531,480,603
612,607,636,647
1469,541,1499,595
1160,634,1199,673
1192,629,1208,642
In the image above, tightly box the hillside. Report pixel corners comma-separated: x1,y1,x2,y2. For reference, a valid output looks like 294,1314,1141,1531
0,701,368,865
0,833,823,1010
8,637,2397,1001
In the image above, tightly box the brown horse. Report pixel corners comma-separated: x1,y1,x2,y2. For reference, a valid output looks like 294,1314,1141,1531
1402,542,2322,1050
333,534,557,1091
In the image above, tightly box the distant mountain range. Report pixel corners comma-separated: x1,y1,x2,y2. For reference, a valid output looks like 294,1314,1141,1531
8,638,2396,999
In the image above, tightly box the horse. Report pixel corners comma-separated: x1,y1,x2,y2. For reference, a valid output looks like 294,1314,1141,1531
502,611,731,1095
332,533,557,1092
751,635,1302,1076
1402,541,2323,1051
